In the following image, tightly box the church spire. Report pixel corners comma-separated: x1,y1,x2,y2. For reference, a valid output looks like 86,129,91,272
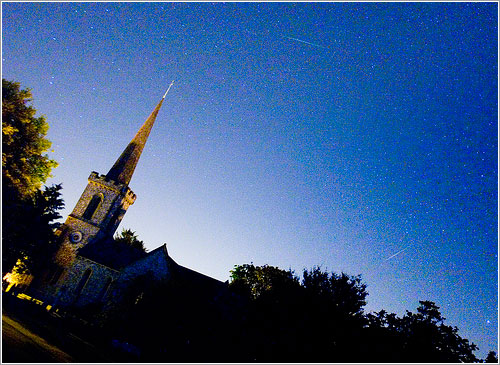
106,84,173,185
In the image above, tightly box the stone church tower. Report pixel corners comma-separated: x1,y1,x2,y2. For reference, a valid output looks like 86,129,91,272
55,94,166,260
30,87,172,301
25,84,233,323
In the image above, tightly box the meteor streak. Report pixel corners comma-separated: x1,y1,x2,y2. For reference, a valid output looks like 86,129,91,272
384,246,410,261
282,36,329,49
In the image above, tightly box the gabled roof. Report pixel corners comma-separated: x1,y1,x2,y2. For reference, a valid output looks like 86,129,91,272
78,236,147,270
122,243,226,288
79,239,226,293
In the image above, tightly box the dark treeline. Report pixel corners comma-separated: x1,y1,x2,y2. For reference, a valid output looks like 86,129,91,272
94,263,493,363
227,264,482,363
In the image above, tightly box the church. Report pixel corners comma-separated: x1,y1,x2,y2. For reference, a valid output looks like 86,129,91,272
27,86,234,326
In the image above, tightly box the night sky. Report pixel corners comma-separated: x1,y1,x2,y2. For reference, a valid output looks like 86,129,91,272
2,2,497,357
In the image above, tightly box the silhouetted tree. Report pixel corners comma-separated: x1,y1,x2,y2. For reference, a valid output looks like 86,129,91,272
484,351,498,363
302,267,367,318
2,79,62,276
300,267,368,361
3,183,64,277
229,264,369,362
229,264,479,363
230,264,304,361
230,263,300,299
365,301,479,363
2,79,57,197
114,228,146,252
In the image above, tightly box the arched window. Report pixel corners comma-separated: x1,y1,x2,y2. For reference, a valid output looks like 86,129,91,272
82,194,103,220
48,266,65,285
98,277,113,302
74,268,92,299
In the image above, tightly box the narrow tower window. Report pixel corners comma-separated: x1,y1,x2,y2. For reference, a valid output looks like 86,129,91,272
98,277,113,302
48,266,65,285
83,194,103,220
74,268,92,300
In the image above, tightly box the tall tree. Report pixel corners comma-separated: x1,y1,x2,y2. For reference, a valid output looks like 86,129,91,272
229,264,369,362
302,266,367,318
3,184,64,277
484,351,498,363
229,264,303,361
365,301,479,362
2,79,62,276
114,228,146,252
301,267,369,361
2,79,57,198
230,263,300,299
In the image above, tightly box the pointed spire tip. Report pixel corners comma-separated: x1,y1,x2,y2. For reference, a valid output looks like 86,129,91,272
163,80,175,99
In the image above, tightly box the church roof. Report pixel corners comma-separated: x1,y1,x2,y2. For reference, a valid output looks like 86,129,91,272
106,91,168,186
120,243,226,290
78,236,147,270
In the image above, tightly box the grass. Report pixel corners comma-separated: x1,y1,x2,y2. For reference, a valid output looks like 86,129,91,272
2,292,136,363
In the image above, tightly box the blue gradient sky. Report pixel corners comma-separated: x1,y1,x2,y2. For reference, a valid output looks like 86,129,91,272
2,2,497,357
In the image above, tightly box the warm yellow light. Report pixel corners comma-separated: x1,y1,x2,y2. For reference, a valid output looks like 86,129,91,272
3,258,34,289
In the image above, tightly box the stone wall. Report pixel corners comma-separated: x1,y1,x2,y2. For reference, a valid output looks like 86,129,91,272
102,245,171,313
55,256,119,308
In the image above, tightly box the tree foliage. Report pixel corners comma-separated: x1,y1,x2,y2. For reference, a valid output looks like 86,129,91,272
229,263,300,299
303,266,367,318
364,300,479,362
484,351,498,363
2,79,57,198
2,79,63,276
114,228,146,253
3,183,64,276
229,264,369,362
228,263,482,363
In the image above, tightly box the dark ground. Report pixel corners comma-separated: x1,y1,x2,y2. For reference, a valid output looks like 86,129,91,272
2,313,74,363
2,293,135,363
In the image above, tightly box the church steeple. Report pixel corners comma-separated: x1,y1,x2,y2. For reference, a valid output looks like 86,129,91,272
35,86,174,302
52,84,174,256
106,85,172,185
